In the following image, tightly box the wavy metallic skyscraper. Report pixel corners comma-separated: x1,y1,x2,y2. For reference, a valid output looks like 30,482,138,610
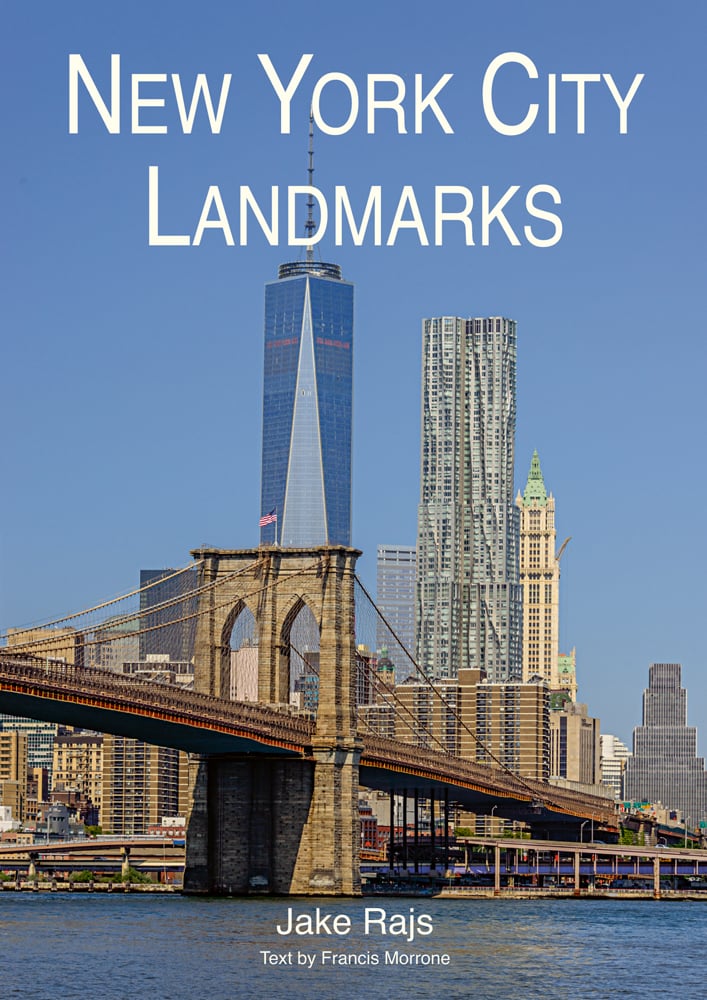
260,259,353,546
416,315,521,682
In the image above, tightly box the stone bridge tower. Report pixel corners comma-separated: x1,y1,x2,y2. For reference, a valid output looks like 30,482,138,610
184,545,362,895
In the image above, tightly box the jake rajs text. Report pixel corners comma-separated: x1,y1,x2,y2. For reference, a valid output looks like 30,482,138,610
276,906,433,943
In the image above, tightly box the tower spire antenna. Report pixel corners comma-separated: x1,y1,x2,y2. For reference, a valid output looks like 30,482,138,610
305,107,315,262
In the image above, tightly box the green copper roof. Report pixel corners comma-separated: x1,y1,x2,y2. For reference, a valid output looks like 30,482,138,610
522,450,547,506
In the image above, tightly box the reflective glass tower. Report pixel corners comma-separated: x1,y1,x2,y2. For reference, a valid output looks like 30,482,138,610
260,259,353,546
376,545,417,678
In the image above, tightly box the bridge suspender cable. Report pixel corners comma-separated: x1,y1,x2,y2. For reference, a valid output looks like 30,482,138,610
0,557,326,657
0,562,205,641
289,639,453,755
1,556,270,652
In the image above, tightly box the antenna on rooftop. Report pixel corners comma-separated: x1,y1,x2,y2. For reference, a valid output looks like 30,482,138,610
305,107,315,262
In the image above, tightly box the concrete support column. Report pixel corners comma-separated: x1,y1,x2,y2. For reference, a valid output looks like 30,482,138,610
494,843,501,896
121,847,131,877
402,789,408,870
414,789,419,874
653,856,661,899
388,791,395,870
574,850,581,896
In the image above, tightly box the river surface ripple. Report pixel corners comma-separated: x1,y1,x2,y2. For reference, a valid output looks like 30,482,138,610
1,894,704,999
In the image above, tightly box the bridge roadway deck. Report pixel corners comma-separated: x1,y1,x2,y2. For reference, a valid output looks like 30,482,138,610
458,835,707,866
0,837,181,859
0,654,616,828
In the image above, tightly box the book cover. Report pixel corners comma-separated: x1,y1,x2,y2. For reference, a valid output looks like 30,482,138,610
2,2,705,997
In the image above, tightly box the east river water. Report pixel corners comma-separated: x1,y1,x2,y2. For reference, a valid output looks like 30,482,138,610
1,894,705,999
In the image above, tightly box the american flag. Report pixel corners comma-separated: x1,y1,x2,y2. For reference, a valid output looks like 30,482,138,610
259,509,277,527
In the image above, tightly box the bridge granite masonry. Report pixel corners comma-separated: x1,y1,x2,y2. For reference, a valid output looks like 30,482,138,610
0,545,617,896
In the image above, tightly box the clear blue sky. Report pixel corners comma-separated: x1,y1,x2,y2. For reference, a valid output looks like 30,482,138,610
2,1,705,751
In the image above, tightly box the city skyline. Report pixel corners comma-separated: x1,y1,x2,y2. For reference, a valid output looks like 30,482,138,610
2,1,705,753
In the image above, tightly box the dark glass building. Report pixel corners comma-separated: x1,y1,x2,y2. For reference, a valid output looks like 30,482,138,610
260,260,353,547
139,568,197,662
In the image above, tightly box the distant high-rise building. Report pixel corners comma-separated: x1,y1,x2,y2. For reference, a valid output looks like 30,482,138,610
260,257,353,547
360,667,549,779
102,735,182,835
0,731,28,822
0,716,58,787
549,701,600,785
376,545,416,678
624,664,707,822
416,316,521,681
516,451,561,688
600,734,631,800
87,617,139,671
139,568,197,662
557,648,578,702
7,626,83,665
52,730,104,820
230,644,259,702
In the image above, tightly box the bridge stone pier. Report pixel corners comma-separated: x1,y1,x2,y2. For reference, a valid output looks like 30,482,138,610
184,546,362,896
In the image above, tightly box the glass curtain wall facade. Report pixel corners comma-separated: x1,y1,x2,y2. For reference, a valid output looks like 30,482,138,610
416,316,521,682
139,568,197,663
376,545,417,679
0,718,58,786
260,261,353,547
624,663,707,823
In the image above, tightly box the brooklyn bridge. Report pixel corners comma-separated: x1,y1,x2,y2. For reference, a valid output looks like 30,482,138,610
0,545,617,895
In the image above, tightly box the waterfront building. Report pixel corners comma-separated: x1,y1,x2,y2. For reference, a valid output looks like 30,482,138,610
360,668,549,779
0,717,58,786
25,768,49,826
549,701,600,785
376,545,416,678
259,256,353,547
101,736,182,835
600,734,631,800
0,731,28,822
0,804,19,833
416,316,521,681
52,729,104,820
624,663,707,824
516,451,561,688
